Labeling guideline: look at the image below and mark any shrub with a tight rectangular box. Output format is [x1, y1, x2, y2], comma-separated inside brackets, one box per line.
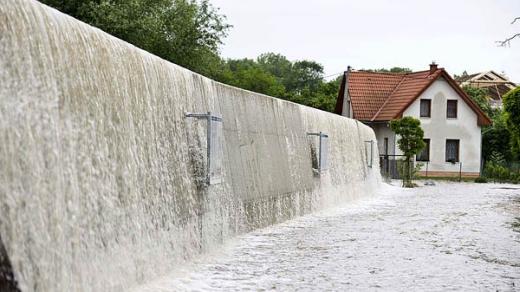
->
[483, 161, 520, 184]
[474, 177, 487, 183]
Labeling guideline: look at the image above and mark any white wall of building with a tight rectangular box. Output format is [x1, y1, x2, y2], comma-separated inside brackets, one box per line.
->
[371, 123, 396, 156]
[401, 78, 482, 174]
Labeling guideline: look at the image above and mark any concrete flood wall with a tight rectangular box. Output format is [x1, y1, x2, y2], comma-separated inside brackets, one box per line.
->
[0, 0, 381, 291]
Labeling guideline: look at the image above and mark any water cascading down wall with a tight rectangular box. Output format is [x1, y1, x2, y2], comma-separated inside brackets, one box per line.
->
[0, 0, 381, 291]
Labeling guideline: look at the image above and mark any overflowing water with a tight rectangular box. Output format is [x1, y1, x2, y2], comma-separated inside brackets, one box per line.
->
[136, 182, 520, 291]
[0, 0, 380, 291]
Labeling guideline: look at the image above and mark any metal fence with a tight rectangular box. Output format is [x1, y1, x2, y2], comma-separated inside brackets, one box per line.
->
[381, 156, 466, 181]
[379, 154, 407, 179]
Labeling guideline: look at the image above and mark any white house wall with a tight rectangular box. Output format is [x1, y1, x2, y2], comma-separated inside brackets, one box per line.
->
[371, 123, 396, 156]
[401, 78, 482, 174]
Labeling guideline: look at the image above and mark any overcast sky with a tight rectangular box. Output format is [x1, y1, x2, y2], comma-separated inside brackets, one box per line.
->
[210, 0, 520, 82]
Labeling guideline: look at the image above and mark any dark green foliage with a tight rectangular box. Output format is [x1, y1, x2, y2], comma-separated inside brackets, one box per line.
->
[462, 86, 518, 163]
[214, 54, 340, 112]
[483, 150, 520, 183]
[496, 86, 520, 161]
[462, 86, 495, 118]
[474, 177, 488, 183]
[482, 100, 520, 183]
[453, 70, 469, 80]
[216, 58, 286, 97]
[36, 1, 420, 113]
[390, 117, 425, 158]
[40, 0, 230, 77]
[390, 117, 425, 187]
[483, 162, 520, 184]
[489, 151, 506, 165]
[504, 87, 520, 145]
[40, 1, 342, 112]
[482, 113, 515, 161]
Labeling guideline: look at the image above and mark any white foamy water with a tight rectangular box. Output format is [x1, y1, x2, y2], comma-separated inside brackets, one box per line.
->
[136, 182, 520, 291]
[0, 0, 380, 291]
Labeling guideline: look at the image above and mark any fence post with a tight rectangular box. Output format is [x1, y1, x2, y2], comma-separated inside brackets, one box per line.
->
[459, 162, 462, 182]
[385, 155, 389, 176]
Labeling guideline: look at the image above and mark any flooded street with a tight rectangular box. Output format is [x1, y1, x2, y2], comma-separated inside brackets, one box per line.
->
[139, 182, 520, 291]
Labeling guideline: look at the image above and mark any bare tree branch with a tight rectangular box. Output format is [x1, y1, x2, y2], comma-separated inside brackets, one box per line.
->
[497, 16, 519, 46]
[497, 33, 520, 47]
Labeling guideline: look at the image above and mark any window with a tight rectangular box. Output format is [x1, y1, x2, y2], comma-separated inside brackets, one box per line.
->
[420, 99, 431, 117]
[416, 139, 430, 161]
[447, 100, 458, 118]
[445, 139, 460, 162]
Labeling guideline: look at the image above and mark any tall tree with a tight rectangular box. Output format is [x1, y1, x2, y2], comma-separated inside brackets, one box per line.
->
[503, 87, 520, 134]
[287, 60, 324, 92]
[503, 87, 520, 159]
[40, 0, 230, 76]
[482, 112, 514, 162]
[257, 53, 293, 82]
[215, 53, 338, 112]
[219, 58, 286, 97]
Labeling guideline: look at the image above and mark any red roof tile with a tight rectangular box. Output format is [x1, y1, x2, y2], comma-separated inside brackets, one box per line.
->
[335, 68, 491, 126]
[373, 70, 441, 121]
[347, 71, 403, 120]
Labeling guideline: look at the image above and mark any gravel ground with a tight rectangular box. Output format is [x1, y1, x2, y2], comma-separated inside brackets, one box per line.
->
[138, 181, 520, 291]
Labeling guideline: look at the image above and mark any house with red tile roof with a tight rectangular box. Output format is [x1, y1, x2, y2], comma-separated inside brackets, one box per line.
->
[335, 63, 492, 178]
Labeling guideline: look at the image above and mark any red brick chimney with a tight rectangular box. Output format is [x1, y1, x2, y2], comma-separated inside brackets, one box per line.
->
[429, 62, 438, 74]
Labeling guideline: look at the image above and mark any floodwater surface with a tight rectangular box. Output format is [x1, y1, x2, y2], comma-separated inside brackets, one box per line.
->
[137, 182, 520, 291]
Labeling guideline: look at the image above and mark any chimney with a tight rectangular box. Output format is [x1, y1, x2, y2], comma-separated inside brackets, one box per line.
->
[429, 62, 438, 74]
[342, 66, 352, 118]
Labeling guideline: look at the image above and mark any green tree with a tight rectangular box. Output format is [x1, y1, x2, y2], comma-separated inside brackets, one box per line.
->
[461, 86, 515, 163]
[216, 58, 286, 97]
[38, 2, 342, 113]
[257, 53, 293, 83]
[215, 53, 339, 112]
[40, 0, 230, 77]
[286, 60, 324, 92]
[503, 87, 520, 135]
[503, 87, 520, 158]
[462, 86, 495, 118]
[453, 70, 469, 80]
[482, 112, 514, 162]
[256, 54, 324, 93]
[390, 117, 425, 187]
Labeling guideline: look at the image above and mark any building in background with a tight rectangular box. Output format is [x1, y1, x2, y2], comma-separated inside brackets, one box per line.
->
[335, 63, 492, 178]
[456, 71, 517, 108]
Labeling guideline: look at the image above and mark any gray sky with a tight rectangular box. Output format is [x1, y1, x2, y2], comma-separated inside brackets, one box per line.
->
[210, 0, 520, 82]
